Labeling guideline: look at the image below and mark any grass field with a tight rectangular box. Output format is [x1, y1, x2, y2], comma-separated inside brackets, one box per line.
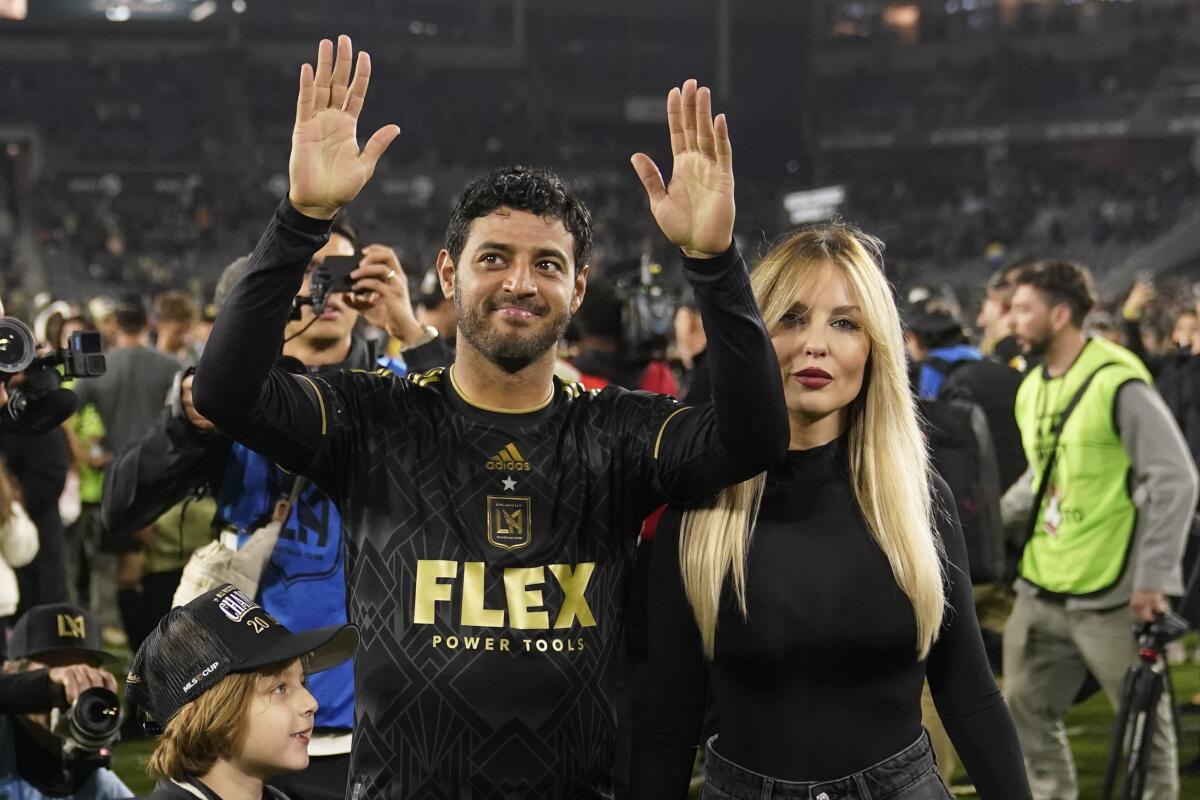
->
[109, 657, 1200, 798]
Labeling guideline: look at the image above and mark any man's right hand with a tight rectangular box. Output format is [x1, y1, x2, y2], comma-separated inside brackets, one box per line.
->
[288, 35, 401, 220]
[47, 664, 117, 705]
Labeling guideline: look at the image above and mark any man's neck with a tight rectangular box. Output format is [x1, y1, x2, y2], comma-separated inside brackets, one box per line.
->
[1044, 328, 1088, 378]
[113, 333, 147, 350]
[199, 759, 266, 800]
[284, 335, 353, 368]
[451, 343, 556, 412]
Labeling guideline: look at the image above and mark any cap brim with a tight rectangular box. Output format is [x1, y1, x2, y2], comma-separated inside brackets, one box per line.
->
[238, 624, 358, 675]
[24, 646, 120, 666]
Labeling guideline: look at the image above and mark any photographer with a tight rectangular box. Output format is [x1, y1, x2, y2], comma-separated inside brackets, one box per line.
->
[0, 299, 107, 617]
[0, 603, 130, 799]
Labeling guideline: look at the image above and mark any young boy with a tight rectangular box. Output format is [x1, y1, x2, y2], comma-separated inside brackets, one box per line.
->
[125, 584, 357, 800]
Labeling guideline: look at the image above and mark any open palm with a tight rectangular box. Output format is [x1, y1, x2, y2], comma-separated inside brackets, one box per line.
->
[289, 36, 400, 220]
[631, 79, 735, 258]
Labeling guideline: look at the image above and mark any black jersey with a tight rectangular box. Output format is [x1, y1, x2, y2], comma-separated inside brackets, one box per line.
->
[194, 199, 788, 798]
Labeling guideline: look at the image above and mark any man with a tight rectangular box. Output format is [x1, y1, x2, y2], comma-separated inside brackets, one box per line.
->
[102, 231, 438, 800]
[0, 603, 129, 799]
[151, 291, 198, 366]
[70, 296, 179, 652]
[192, 37, 785, 797]
[1001, 259, 1198, 800]
[977, 263, 1028, 369]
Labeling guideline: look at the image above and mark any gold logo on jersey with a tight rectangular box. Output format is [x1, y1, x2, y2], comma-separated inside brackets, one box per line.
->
[487, 495, 531, 551]
[486, 442, 532, 472]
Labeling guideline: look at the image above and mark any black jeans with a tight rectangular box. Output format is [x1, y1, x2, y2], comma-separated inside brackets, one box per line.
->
[700, 731, 952, 800]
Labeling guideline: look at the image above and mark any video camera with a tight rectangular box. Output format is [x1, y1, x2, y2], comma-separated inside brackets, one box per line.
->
[0, 317, 106, 435]
[49, 686, 123, 770]
[612, 255, 677, 361]
[0, 317, 105, 380]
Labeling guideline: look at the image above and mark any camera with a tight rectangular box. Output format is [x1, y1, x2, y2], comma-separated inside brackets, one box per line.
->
[290, 256, 359, 321]
[0, 317, 106, 380]
[49, 687, 123, 769]
[613, 255, 677, 360]
[0, 317, 105, 435]
[1134, 610, 1189, 653]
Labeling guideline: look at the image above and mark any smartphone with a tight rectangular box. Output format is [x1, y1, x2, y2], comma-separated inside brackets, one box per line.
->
[317, 255, 360, 292]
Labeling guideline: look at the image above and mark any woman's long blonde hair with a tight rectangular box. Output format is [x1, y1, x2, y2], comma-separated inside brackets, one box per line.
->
[678, 224, 945, 659]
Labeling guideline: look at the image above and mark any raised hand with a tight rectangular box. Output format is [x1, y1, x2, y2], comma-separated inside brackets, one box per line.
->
[289, 35, 401, 220]
[631, 79, 735, 258]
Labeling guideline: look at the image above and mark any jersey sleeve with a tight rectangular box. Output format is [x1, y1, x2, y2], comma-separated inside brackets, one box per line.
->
[297, 368, 421, 503]
[614, 245, 788, 509]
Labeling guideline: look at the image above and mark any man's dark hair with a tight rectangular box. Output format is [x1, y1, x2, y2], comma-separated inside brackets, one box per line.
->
[330, 214, 358, 247]
[113, 295, 149, 335]
[444, 166, 593, 268]
[1015, 259, 1096, 327]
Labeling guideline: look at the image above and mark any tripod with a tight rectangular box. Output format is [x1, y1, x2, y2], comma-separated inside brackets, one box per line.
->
[1099, 611, 1190, 800]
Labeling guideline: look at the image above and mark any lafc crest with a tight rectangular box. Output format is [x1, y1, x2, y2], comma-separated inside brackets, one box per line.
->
[487, 495, 531, 551]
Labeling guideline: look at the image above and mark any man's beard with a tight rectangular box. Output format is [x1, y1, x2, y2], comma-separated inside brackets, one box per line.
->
[455, 293, 571, 374]
[1021, 327, 1051, 358]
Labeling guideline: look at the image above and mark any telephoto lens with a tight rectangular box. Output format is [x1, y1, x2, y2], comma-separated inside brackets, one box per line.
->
[0, 317, 36, 373]
[51, 687, 123, 759]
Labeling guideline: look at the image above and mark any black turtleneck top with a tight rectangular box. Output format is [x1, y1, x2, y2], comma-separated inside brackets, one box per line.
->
[634, 438, 1031, 799]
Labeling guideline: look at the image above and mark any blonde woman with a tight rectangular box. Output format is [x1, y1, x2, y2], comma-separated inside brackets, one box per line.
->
[635, 226, 1030, 799]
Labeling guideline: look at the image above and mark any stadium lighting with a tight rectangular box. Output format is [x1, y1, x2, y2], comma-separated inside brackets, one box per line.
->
[783, 186, 846, 225]
[105, 4, 132, 22]
[190, 0, 217, 22]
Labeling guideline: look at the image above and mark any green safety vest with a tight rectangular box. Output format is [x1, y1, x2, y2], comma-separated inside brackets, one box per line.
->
[1014, 337, 1151, 595]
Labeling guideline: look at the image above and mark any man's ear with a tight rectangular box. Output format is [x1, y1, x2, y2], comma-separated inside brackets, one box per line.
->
[436, 250, 456, 300]
[570, 264, 589, 316]
[1050, 302, 1074, 332]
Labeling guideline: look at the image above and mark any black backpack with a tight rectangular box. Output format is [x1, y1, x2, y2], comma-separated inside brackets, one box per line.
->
[917, 360, 1006, 584]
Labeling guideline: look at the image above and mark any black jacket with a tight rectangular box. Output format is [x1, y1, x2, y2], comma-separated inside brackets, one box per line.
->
[937, 357, 1027, 493]
[141, 778, 288, 800]
[102, 336, 452, 538]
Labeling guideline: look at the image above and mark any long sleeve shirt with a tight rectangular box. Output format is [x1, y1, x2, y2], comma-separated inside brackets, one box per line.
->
[191, 198, 788, 798]
[636, 439, 1031, 799]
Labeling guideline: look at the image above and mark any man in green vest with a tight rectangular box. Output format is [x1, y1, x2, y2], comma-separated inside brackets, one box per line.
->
[1001, 259, 1198, 800]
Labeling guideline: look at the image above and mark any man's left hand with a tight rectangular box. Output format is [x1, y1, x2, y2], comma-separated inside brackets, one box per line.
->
[1130, 590, 1169, 623]
[344, 244, 426, 345]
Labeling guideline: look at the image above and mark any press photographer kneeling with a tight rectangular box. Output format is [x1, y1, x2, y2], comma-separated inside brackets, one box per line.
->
[0, 603, 130, 799]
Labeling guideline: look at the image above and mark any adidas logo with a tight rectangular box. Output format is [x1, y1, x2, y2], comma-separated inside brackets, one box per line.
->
[486, 443, 532, 472]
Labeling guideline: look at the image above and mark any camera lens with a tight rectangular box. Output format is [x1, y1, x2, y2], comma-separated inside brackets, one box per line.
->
[72, 687, 121, 740]
[0, 318, 35, 373]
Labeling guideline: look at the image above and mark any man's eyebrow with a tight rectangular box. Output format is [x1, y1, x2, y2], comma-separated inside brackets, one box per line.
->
[532, 246, 570, 262]
[475, 241, 515, 254]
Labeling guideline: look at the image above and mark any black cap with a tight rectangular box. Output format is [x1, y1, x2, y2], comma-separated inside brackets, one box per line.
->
[125, 584, 357, 730]
[905, 303, 964, 336]
[8, 603, 117, 665]
[414, 268, 446, 309]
